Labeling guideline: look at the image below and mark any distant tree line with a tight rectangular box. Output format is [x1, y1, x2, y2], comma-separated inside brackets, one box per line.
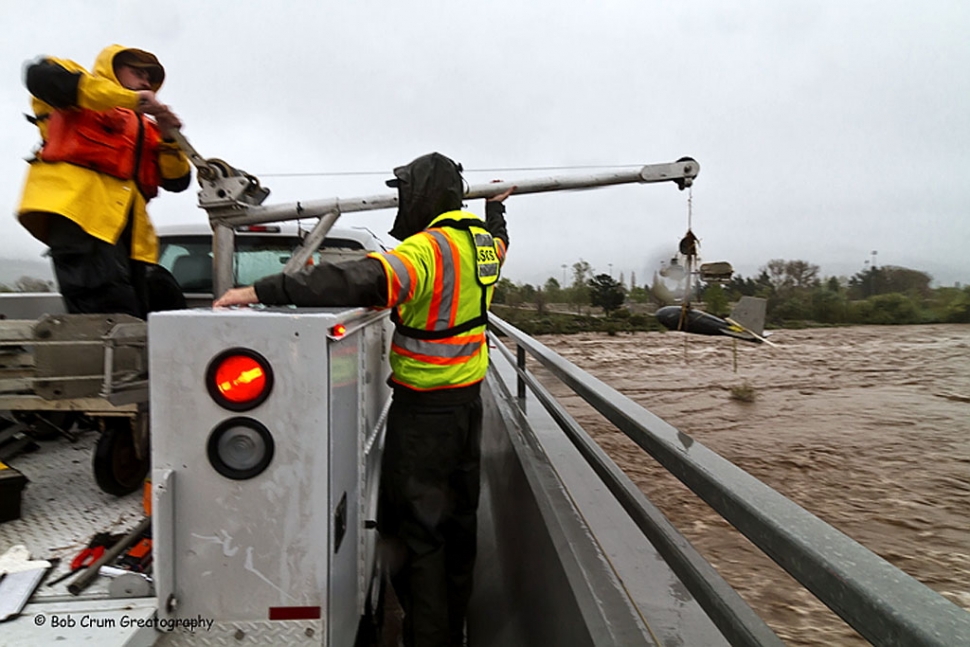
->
[491, 259, 660, 335]
[494, 260, 636, 317]
[715, 260, 969, 326]
[493, 258, 970, 331]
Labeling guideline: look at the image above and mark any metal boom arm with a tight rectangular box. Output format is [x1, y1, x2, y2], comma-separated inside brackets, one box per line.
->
[201, 158, 699, 297]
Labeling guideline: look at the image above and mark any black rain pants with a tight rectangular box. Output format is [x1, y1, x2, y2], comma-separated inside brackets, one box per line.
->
[379, 395, 483, 647]
[47, 213, 149, 318]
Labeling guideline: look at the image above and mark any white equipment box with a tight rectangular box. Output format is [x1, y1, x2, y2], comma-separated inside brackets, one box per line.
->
[149, 307, 390, 646]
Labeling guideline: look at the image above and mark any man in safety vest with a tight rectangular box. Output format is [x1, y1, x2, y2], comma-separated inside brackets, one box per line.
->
[215, 152, 513, 647]
[17, 44, 191, 318]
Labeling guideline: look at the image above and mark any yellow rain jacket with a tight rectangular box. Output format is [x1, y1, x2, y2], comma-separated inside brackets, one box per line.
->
[17, 44, 190, 263]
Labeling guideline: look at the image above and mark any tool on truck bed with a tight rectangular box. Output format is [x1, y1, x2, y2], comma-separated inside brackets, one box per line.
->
[118, 529, 153, 573]
[67, 516, 151, 595]
[46, 531, 125, 587]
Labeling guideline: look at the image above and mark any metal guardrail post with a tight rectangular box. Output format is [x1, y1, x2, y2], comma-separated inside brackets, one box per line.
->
[516, 344, 527, 407]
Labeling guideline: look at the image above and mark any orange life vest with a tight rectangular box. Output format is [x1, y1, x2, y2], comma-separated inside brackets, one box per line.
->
[40, 107, 162, 199]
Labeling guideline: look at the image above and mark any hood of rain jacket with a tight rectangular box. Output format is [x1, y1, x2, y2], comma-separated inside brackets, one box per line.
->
[387, 152, 463, 241]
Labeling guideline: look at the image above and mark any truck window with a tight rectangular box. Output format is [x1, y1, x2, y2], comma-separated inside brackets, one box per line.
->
[158, 235, 364, 293]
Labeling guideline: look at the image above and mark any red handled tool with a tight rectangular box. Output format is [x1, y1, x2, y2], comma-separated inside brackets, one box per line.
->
[47, 532, 123, 587]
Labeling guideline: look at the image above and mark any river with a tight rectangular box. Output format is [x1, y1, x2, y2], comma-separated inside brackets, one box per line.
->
[531, 324, 970, 646]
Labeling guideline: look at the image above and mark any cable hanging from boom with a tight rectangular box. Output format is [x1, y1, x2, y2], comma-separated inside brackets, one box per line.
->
[256, 163, 648, 179]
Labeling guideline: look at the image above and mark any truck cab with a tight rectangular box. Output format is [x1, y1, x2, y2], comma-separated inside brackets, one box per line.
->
[0, 224, 386, 318]
[156, 223, 385, 307]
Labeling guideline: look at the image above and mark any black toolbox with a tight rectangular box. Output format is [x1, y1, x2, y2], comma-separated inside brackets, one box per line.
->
[0, 461, 28, 523]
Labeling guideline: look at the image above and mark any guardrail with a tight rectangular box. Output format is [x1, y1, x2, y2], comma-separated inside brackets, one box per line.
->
[488, 315, 970, 647]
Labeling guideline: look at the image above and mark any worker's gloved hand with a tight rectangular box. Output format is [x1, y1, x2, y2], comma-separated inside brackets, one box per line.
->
[213, 287, 259, 308]
[486, 180, 516, 204]
[136, 91, 182, 131]
[135, 90, 164, 114]
[154, 108, 182, 134]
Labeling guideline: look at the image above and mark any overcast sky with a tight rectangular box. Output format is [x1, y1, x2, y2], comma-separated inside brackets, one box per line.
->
[1, 1, 967, 287]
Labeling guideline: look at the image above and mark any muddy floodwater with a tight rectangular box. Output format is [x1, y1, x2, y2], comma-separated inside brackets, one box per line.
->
[527, 324, 970, 646]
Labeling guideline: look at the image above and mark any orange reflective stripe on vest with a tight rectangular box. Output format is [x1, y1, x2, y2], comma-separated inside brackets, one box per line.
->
[381, 251, 416, 307]
[494, 236, 507, 264]
[425, 230, 460, 331]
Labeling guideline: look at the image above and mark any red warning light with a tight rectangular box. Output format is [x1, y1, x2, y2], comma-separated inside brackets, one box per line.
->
[215, 356, 266, 402]
[331, 324, 347, 339]
[206, 349, 274, 411]
[235, 225, 281, 233]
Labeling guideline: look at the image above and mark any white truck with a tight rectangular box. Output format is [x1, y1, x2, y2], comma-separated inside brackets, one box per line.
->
[2, 148, 967, 647]
[0, 222, 384, 496]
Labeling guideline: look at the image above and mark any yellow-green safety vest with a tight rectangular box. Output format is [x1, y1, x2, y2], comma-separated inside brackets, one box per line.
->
[368, 210, 506, 391]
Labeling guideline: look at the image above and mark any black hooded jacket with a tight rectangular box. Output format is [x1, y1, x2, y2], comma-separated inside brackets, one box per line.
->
[387, 152, 464, 241]
[254, 153, 508, 308]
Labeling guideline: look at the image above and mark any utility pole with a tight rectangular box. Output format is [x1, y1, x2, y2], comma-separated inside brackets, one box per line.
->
[871, 250, 880, 296]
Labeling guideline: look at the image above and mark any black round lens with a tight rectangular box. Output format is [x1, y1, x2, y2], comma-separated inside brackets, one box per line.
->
[207, 417, 274, 480]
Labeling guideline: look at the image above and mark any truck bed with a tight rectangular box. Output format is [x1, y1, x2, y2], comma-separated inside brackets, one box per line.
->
[0, 430, 153, 645]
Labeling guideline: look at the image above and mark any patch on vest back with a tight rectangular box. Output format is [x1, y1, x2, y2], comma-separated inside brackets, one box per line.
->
[471, 229, 498, 286]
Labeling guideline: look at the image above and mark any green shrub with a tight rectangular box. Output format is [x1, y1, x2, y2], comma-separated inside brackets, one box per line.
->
[729, 383, 757, 403]
[850, 293, 920, 325]
[628, 314, 648, 328]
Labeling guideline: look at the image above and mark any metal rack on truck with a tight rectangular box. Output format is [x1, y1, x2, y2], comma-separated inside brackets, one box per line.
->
[0, 313, 149, 495]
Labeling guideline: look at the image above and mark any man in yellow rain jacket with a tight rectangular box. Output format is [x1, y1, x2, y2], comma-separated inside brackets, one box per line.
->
[17, 44, 191, 317]
[215, 152, 513, 647]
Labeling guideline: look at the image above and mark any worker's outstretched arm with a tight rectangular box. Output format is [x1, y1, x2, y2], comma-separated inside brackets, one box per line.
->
[485, 201, 509, 251]
[214, 258, 388, 308]
[158, 141, 192, 193]
[485, 185, 513, 264]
